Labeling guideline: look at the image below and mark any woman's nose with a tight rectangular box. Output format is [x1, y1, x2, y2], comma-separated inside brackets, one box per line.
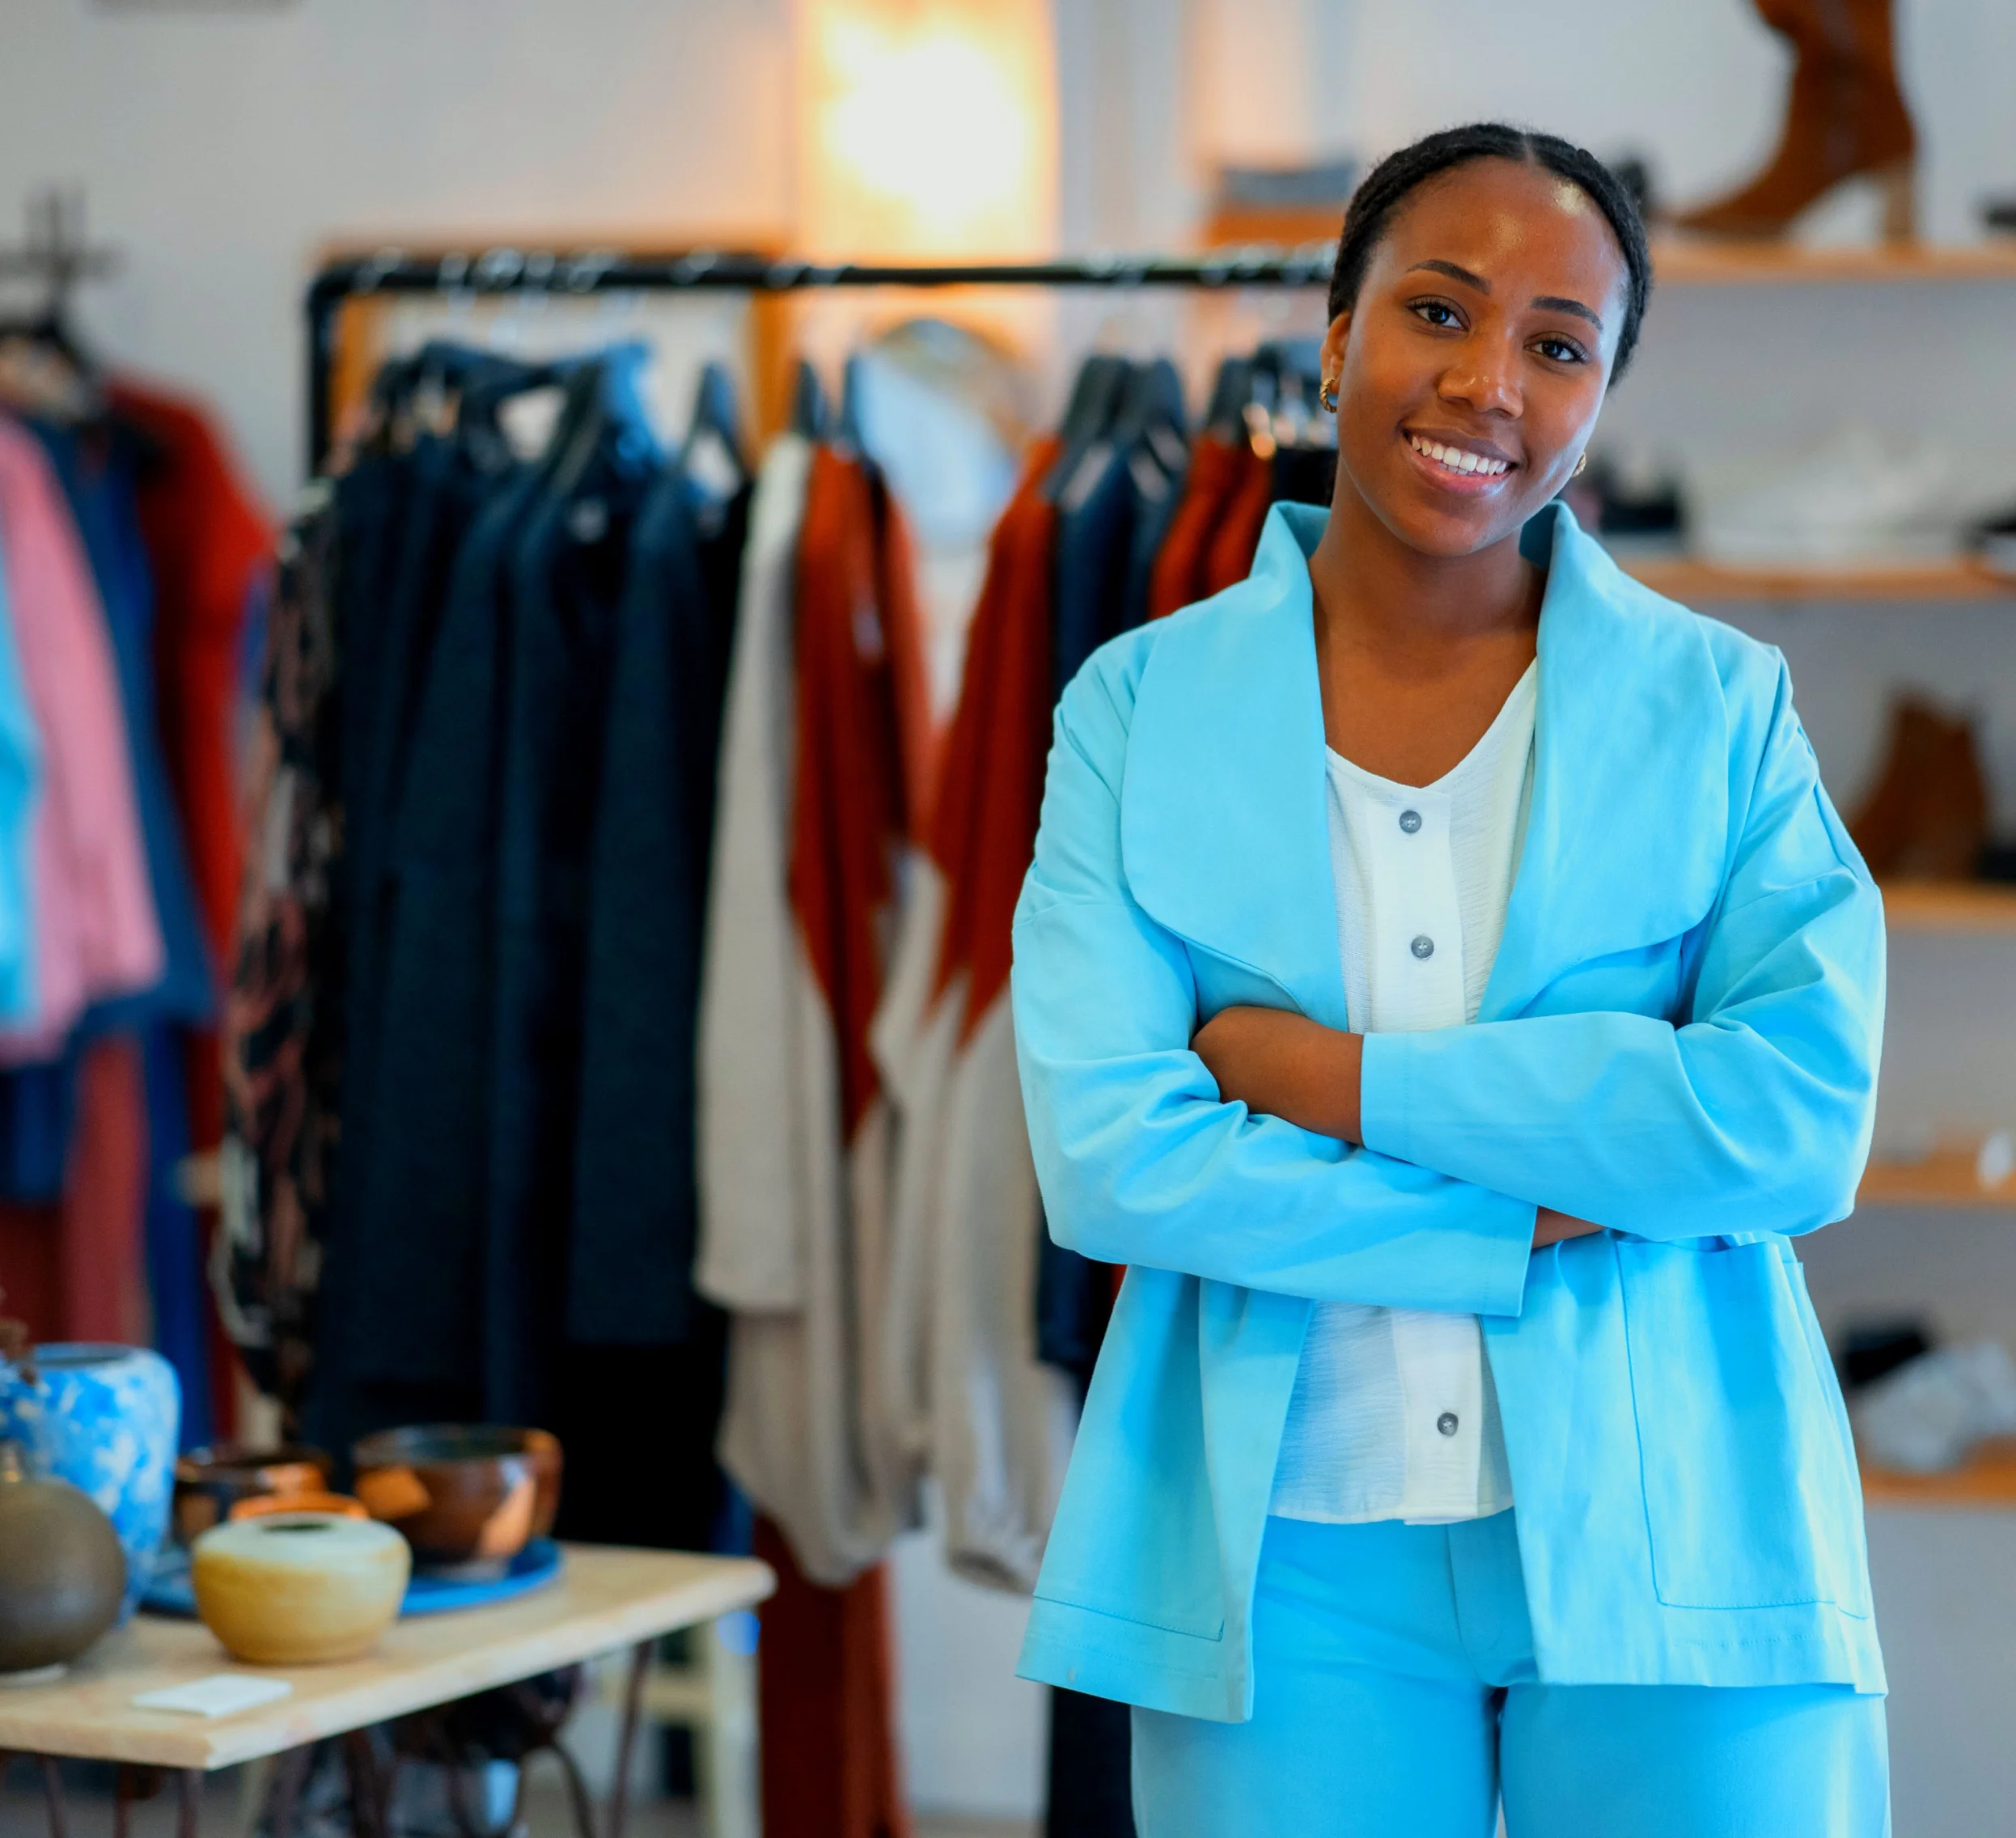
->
[1438, 341, 1522, 418]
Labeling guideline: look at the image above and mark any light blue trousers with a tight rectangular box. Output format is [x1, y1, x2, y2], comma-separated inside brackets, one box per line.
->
[1132, 1513, 1889, 1836]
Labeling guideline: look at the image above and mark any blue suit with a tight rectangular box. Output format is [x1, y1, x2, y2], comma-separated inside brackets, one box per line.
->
[1011, 500, 1886, 1728]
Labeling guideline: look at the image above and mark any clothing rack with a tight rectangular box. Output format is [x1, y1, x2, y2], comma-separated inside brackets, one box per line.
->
[0, 188, 118, 304]
[303, 243, 1337, 473]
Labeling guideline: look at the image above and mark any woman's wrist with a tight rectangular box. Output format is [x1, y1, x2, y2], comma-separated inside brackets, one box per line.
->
[1192, 1008, 1365, 1143]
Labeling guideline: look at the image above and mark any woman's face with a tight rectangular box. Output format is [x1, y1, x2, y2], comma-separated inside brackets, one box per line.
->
[1322, 157, 1629, 560]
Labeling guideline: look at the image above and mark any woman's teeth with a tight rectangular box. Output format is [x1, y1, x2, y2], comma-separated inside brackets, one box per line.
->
[1408, 434, 1510, 477]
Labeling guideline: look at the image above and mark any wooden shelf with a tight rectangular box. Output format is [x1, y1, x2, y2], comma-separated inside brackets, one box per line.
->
[1883, 881, 2016, 934]
[1863, 1438, 2016, 1509]
[1859, 1141, 2016, 1210]
[1653, 236, 2016, 286]
[1197, 216, 2016, 286]
[1619, 554, 2013, 603]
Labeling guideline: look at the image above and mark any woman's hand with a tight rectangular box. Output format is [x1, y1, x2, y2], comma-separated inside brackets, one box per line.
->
[1192, 1006, 1365, 1143]
[1532, 1209, 1604, 1249]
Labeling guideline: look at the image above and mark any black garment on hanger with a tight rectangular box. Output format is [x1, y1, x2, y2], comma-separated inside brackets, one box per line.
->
[568, 462, 750, 1346]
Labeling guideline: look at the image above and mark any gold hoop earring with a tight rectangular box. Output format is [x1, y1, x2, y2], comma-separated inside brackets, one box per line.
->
[1319, 378, 1339, 413]
[1572, 452, 1588, 477]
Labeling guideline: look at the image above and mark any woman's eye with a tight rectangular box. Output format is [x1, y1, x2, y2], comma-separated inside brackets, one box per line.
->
[1534, 335, 1588, 364]
[1408, 299, 1462, 329]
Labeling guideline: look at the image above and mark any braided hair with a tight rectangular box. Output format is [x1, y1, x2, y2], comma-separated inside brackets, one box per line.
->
[1328, 123, 1654, 379]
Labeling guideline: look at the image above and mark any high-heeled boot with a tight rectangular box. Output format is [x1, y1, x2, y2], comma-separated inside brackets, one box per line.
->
[1675, 0, 1916, 240]
[1849, 695, 1988, 881]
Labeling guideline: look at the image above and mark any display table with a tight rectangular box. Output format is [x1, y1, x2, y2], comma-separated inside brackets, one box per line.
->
[0, 1544, 773, 1836]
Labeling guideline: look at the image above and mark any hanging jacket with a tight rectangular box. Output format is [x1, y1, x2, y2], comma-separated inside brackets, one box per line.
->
[1014, 501, 1887, 1718]
[873, 440, 1078, 1591]
[1146, 434, 1246, 624]
[30, 419, 213, 1031]
[218, 487, 342, 1421]
[0, 486, 40, 1031]
[0, 418, 161, 1058]
[483, 400, 659, 1424]
[701, 438, 924, 1585]
[570, 464, 749, 1345]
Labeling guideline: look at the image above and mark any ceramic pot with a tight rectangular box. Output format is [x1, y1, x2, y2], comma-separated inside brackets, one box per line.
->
[351, 1425, 562, 1577]
[191, 1512, 409, 1665]
[173, 1444, 332, 1544]
[0, 1441, 126, 1680]
[230, 1491, 367, 1524]
[0, 1345, 180, 1620]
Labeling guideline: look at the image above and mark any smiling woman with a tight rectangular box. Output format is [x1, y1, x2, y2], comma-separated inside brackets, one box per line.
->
[1008, 123, 1891, 1836]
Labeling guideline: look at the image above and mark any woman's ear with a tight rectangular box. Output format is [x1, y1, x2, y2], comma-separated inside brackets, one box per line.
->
[1319, 311, 1351, 398]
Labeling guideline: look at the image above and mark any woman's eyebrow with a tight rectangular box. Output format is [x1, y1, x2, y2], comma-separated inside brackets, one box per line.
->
[1407, 260, 1605, 332]
[1408, 259, 1489, 291]
[1532, 294, 1604, 330]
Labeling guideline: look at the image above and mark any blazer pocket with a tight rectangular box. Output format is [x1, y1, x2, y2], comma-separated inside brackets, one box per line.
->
[1618, 1239, 1870, 1616]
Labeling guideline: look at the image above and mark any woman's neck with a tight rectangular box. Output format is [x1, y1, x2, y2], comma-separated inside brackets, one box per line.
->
[1308, 476, 1541, 662]
[1307, 476, 1543, 785]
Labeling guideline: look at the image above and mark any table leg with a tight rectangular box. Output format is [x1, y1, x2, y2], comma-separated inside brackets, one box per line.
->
[39, 1754, 67, 1838]
[604, 1638, 651, 1838]
[266, 1744, 313, 1838]
[176, 1769, 200, 1838]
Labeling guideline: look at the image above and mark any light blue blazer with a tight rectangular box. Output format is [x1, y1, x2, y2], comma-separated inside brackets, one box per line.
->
[1011, 500, 1886, 1721]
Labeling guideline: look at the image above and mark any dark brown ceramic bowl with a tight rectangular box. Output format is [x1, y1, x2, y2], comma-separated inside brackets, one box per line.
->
[172, 1444, 333, 1546]
[349, 1425, 562, 1578]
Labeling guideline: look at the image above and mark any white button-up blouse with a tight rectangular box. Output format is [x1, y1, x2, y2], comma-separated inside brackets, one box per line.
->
[1269, 660, 1538, 1526]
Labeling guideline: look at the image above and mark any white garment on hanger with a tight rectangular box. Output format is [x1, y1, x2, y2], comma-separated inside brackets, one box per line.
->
[698, 432, 915, 1585]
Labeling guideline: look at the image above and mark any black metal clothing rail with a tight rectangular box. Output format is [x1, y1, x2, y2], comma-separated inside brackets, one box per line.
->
[303, 244, 1336, 473]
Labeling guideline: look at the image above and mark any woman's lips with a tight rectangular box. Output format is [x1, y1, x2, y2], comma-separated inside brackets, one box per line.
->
[1404, 430, 1517, 494]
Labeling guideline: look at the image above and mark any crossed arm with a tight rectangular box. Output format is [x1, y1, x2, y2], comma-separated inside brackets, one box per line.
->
[1189, 1008, 1603, 1250]
[1012, 656, 1883, 1316]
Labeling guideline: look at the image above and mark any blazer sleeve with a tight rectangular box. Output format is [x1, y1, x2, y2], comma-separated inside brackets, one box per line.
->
[1360, 657, 1884, 1243]
[1012, 651, 1539, 1317]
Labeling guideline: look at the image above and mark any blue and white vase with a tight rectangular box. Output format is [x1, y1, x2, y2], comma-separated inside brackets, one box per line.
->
[0, 1345, 180, 1621]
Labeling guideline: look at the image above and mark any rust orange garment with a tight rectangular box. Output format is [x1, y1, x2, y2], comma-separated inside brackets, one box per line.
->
[1200, 442, 1274, 597]
[108, 380, 271, 965]
[0, 1205, 62, 1341]
[930, 438, 1060, 1038]
[789, 446, 917, 1137]
[1146, 434, 1246, 622]
[754, 1518, 911, 1838]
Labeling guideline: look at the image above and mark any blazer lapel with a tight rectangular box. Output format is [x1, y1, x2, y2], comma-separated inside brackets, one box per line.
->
[1120, 503, 1347, 1029]
[1482, 505, 1730, 1020]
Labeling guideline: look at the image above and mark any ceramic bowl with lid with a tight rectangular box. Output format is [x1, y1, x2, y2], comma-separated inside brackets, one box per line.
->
[190, 1511, 410, 1665]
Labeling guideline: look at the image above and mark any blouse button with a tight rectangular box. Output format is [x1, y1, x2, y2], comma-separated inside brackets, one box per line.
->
[1437, 1412, 1459, 1437]
[1398, 809, 1422, 834]
[1411, 934, 1435, 959]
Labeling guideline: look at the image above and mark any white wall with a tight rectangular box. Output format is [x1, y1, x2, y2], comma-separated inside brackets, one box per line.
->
[0, 0, 793, 501]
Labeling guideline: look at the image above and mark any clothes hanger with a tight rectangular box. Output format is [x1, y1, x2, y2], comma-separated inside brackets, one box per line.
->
[681, 360, 748, 498]
[790, 358, 829, 440]
[1203, 354, 1255, 443]
[1043, 353, 1133, 501]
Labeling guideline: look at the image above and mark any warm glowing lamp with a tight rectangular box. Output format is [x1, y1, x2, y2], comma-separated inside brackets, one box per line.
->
[798, 0, 1058, 260]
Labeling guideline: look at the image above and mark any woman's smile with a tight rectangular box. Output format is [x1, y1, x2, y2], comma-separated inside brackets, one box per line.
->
[1402, 428, 1518, 493]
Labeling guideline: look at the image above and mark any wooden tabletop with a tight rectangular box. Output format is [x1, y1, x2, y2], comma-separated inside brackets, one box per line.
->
[0, 1544, 773, 1771]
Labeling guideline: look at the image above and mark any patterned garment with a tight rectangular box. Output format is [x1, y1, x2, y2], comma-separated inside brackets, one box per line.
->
[215, 485, 343, 1421]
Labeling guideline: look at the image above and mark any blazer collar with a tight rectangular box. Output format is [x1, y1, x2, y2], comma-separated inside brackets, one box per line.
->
[1120, 500, 1729, 1028]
